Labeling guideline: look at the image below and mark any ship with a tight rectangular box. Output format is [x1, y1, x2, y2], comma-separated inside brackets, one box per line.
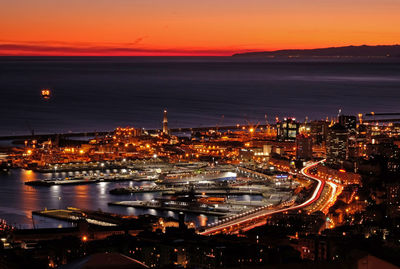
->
[41, 89, 51, 100]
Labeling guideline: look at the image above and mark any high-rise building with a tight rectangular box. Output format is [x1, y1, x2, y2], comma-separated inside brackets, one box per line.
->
[296, 134, 313, 160]
[338, 115, 357, 132]
[162, 109, 169, 135]
[387, 183, 400, 217]
[309, 120, 330, 145]
[277, 118, 299, 141]
[326, 123, 348, 167]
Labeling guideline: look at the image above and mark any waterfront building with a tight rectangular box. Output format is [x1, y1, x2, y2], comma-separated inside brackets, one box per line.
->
[276, 118, 299, 141]
[326, 123, 348, 167]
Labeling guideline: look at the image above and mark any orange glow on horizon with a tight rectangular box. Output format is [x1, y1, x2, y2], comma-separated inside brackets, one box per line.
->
[1, 0, 399, 56]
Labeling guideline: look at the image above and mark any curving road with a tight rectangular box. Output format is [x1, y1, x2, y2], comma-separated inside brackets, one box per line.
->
[199, 160, 336, 235]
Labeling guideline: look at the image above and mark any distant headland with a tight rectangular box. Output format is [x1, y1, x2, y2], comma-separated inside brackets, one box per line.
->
[232, 45, 400, 58]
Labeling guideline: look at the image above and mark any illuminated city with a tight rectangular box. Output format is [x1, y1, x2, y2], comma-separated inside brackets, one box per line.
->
[2, 0, 400, 268]
[2, 108, 400, 267]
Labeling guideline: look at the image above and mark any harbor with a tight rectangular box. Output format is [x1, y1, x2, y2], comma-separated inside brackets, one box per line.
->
[0, 111, 301, 231]
[0, 165, 296, 229]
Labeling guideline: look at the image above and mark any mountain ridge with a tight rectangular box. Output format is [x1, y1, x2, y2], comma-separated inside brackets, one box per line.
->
[232, 45, 400, 58]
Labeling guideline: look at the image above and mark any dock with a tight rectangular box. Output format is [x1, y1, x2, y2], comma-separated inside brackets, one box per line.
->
[25, 174, 155, 186]
[31, 207, 155, 227]
[109, 186, 171, 195]
[26, 179, 101, 186]
[108, 201, 228, 216]
[32, 208, 119, 226]
[162, 189, 263, 196]
[109, 185, 264, 196]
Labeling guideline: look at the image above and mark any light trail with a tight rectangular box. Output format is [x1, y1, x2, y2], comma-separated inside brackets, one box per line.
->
[199, 160, 328, 236]
[301, 160, 342, 214]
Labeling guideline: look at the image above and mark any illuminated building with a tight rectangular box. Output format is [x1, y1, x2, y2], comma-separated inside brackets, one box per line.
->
[296, 134, 313, 160]
[338, 115, 357, 132]
[276, 118, 299, 141]
[309, 120, 330, 145]
[387, 183, 400, 217]
[162, 109, 170, 135]
[326, 123, 348, 167]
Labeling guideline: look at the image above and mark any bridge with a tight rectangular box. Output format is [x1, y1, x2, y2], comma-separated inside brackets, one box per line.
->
[198, 160, 340, 235]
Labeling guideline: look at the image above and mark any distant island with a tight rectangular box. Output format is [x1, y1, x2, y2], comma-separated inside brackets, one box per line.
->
[233, 45, 400, 58]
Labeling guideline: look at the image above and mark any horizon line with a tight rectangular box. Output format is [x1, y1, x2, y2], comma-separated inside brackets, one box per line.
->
[1, 42, 398, 57]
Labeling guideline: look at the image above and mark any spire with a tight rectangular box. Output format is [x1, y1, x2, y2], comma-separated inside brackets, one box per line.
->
[162, 109, 169, 135]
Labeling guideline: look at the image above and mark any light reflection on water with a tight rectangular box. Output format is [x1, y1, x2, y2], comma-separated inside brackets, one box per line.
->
[0, 169, 241, 228]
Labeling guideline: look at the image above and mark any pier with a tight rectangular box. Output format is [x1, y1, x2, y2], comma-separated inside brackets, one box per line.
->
[25, 173, 155, 186]
[162, 189, 263, 196]
[32, 208, 125, 226]
[108, 201, 229, 216]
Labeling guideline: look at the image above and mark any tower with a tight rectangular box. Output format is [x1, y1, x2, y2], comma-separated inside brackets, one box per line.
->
[162, 109, 169, 135]
[326, 123, 348, 167]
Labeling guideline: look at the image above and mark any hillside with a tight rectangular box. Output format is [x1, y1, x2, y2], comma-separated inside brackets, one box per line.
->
[233, 45, 400, 58]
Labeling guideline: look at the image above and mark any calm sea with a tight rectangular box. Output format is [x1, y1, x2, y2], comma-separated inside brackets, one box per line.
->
[1, 57, 400, 136]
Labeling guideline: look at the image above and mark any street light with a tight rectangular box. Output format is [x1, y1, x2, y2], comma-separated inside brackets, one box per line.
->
[100, 163, 105, 174]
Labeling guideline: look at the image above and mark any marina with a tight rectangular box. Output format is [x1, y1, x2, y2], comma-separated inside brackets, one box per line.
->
[0, 167, 293, 229]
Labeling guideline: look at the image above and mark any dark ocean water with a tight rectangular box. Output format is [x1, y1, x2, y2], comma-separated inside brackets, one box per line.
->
[1, 57, 400, 136]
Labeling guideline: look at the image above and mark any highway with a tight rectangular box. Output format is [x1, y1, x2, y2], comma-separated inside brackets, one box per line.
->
[199, 160, 340, 235]
[300, 161, 342, 214]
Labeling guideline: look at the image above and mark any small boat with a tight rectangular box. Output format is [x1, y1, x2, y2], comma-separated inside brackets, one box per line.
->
[41, 89, 51, 100]
[0, 161, 10, 172]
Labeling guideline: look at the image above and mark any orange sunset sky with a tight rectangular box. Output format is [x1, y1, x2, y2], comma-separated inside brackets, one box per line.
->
[0, 0, 399, 56]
